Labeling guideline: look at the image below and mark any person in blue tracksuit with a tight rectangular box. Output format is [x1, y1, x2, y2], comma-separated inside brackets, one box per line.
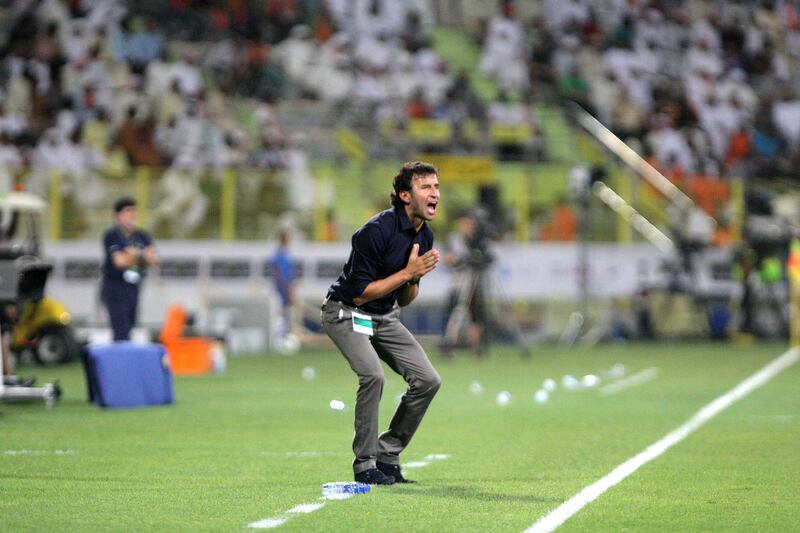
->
[270, 230, 296, 338]
[101, 197, 159, 341]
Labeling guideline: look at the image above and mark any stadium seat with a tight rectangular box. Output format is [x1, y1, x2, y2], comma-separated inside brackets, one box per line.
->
[539, 204, 577, 241]
[408, 119, 453, 145]
[159, 304, 214, 375]
[489, 122, 533, 144]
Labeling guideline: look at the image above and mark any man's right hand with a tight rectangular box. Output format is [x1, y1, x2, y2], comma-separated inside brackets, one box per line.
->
[354, 244, 440, 306]
[405, 243, 440, 282]
[113, 247, 140, 270]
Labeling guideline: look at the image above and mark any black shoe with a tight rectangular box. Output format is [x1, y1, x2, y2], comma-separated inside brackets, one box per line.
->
[354, 468, 395, 485]
[377, 461, 416, 483]
[3, 375, 37, 387]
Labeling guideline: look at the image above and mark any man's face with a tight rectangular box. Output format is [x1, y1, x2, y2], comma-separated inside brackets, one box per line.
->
[401, 173, 440, 222]
[116, 206, 137, 231]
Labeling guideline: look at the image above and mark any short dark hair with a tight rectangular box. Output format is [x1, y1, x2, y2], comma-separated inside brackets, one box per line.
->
[390, 161, 438, 208]
[114, 196, 136, 213]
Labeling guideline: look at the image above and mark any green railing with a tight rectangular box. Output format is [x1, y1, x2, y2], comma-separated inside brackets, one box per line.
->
[34, 155, 698, 243]
[35, 160, 569, 241]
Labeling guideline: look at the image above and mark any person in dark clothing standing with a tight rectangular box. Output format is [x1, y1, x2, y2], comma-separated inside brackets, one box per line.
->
[321, 161, 442, 486]
[102, 197, 158, 341]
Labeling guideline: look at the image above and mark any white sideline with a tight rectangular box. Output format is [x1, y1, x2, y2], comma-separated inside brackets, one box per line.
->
[248, 502, 327, 529]
[3, 449, 77, 456]
[599, 367, 660, 396]
[403, 453, 450, 470]
[247, 453, 449, 529]
[524, 347, 799, 533]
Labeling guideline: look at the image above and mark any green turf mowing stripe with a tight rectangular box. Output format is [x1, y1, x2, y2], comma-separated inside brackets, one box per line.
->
[524, 347, 799, 533]
[3, 343, 795, 531]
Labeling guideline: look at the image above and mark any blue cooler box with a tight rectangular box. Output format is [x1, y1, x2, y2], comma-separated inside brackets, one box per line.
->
[85, 343, 174, 408]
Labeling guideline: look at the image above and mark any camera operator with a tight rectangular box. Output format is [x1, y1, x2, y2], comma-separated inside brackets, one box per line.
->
[440, 209, 493, 358]
[737, 190, 793, 338]
[665, 204, 715, 293]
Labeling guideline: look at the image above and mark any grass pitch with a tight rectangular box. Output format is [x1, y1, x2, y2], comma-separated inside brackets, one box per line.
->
[2, 341, 798, 532]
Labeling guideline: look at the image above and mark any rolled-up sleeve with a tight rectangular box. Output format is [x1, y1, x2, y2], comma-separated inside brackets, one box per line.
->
[105, 232, 121, 255]
[349, 222, 384, 296]
[140, 231, 154, 247]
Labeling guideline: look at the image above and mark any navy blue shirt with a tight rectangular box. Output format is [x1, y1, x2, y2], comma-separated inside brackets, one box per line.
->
[102, 225, 154, 284]
[328, 206, 434, 314]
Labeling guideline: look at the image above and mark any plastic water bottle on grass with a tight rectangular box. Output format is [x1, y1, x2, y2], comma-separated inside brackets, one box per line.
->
[211, 342, 226, 374]
[322, 482, 371, 498]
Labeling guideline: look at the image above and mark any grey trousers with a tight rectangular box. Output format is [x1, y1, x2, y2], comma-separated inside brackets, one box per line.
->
[321, 299, 442, 474]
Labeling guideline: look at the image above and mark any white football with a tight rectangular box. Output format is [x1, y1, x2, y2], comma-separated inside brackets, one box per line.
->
[276, 334, 300, 354]
[534, 389, 549, 404]
[496, 391, 512, 406]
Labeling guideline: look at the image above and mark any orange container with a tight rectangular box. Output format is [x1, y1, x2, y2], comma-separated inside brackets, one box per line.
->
[160, 305, 213, 375]
[164, 338, 213, 375]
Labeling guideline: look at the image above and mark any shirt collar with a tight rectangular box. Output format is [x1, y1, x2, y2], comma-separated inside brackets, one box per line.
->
[395, 205, 424, 234]
[116, 224, 136, 238]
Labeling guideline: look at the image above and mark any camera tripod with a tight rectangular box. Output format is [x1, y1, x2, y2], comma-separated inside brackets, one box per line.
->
[440, 265, 531, 358]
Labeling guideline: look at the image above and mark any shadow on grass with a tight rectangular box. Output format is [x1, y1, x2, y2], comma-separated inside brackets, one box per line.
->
[389, 483, 560, 504]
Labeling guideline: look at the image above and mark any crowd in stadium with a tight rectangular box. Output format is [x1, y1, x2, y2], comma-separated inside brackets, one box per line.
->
[0, 0, 494, 222]
[480, 0, 800, 186]
[0, 0, 797, 230]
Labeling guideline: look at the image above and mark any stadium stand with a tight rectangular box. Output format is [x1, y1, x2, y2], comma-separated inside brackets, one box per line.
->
[0, 0, 798, 242]
[0, 0, 796, 345]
